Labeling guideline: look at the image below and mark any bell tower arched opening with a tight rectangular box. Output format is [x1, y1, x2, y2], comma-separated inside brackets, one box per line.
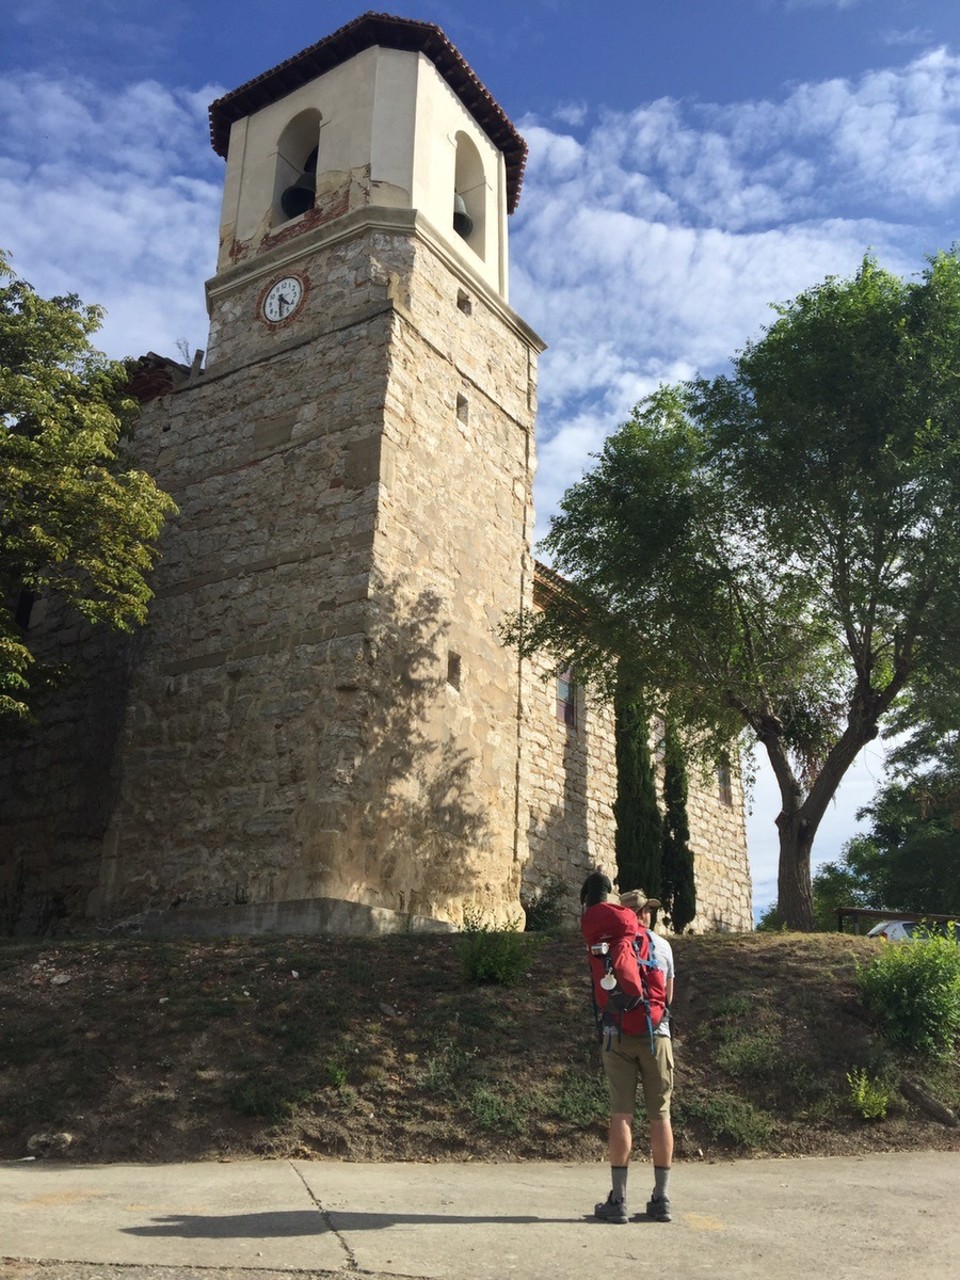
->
[273, 109, 322, 225]
[453, 131, 486, 260]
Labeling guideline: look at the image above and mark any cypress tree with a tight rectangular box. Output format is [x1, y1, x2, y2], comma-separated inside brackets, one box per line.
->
[661, 719, 696, 931]
[614, 680, 662, 896]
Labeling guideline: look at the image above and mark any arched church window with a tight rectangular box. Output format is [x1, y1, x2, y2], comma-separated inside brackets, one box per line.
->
[274, 109, 322, 225]
[453, 131, 486, 259]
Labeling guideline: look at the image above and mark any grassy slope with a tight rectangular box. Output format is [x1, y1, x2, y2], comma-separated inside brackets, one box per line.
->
[1, 930, 958, 1164]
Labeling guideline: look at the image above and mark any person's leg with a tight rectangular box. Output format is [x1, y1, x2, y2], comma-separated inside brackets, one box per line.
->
[609, 1111, 633, 1166]
[638, 1037, 674, 1221]
[649, 1115, 673, 1168]
[596, 1042, 638, 1222]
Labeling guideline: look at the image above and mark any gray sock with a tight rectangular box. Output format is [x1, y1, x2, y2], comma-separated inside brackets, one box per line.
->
[653, 1165, 670, 1199]
[612, 1165, 628, 1202]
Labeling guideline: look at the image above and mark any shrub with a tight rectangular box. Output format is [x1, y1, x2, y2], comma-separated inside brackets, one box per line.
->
[858, 932, 960, 1059]
[459, 909, 540, 985]
[521, 874, 567, 932]
[846, 1067, 890, 1120]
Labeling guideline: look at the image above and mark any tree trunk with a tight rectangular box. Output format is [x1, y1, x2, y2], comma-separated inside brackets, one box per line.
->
[776, 812, 816, 931]
[766, 709, 886, 931]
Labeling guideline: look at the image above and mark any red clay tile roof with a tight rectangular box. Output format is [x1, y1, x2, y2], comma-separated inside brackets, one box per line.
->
[208, 11, 527, 212]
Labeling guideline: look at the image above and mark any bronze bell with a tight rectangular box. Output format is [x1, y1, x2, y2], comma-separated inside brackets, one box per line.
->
[281, 171, 317, 219]
[453, 193, 473, 239]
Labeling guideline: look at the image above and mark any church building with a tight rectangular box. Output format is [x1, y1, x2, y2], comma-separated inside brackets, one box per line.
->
[0, 14, 753, 936]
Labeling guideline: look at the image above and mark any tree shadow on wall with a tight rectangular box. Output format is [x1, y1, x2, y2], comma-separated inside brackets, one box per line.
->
[0, 603, 138, 932]
[523, 697, 592, 926]
[346, 578, 491, 918]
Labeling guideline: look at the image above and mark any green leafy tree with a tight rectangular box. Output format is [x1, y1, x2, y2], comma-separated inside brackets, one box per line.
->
[661, 718, 696, 931]
[0, 252, 176, 718]
[508, 253, 960, 930]
[847, 784, 960, 917]
[809, 850, 877, 931]
[613, 680, 662, 896]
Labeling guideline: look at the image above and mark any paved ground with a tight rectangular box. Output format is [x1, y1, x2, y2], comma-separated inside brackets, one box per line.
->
[1, 1151, 956, 1280]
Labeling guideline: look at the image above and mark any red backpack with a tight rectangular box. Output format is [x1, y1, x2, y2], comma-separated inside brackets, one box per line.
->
[581, 901, 666, 1048]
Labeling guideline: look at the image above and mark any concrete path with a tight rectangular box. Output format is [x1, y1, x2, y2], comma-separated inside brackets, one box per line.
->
[1, 1152, 956, 1280]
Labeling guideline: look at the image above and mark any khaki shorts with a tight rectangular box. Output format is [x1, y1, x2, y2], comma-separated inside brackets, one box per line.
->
[601, 1033, 674, 1119]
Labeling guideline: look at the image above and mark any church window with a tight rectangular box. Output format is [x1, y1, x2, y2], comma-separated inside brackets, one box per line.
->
[557, 667, 577, 728]
[718, 758, 734, 807]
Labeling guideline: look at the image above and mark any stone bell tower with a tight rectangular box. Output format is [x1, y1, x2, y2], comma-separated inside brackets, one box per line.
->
[86, 13, 544, 932]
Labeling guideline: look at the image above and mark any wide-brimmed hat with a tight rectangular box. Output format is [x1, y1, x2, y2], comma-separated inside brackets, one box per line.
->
[620, 889, 661, 912]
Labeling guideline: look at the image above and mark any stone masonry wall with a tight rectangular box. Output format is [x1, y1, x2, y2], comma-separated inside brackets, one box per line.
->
[88, 218, 539, 929]
[519, 649, 619, 923]
[518, 647, 754, 932]
[683, 759, 753, 931]
[0, 210, 751, 937]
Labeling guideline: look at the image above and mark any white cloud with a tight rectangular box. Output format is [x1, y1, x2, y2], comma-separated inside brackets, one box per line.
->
[551, 101, 588, 127]
[882, 27, 935, 48]
[512, 47, 960, 551]
[783, 0, 862, 9]
[0, 70, 221, 357]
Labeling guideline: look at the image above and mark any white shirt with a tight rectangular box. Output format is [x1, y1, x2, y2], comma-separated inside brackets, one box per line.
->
[648, 932, 675, 1038]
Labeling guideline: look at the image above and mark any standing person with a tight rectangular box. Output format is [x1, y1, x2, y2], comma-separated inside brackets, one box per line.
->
[620, 888, 674, 1222]
[580, 872, 672, 1225]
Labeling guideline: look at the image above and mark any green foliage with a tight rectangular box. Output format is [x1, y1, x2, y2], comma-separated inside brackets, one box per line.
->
[228, 1077, 298, 1120]
[675, 1091, 775, 1149]
[324, 1060, 348, 1088]
[509, 251, 960, 930]
[458, 909, 540, 985]
[846, 1067, 890, 1120]
[613, 680, 662, 896]
[521, 873, 567, 933]
[710, 993, 782, 1082]
[546, 1068, 608, 1126]
[755, 903, 788, 932]
[715, 1027, 780, 1082]
[661, 718, 696, 930]
[468, 1082, 529, 1134]
[811, 851, 877, 931]
[848, 782, 960, 916]
[0, 251, 176, 718]
[813, 766, 960, 925]
[858, 931, 960, 1058]
[418, 1040, 479, 1095]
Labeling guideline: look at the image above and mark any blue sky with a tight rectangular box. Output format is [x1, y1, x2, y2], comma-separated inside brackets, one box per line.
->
[4, 0, 959, 915]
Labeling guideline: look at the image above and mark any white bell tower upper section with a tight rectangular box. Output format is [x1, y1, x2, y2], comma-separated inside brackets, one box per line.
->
[208, 12, 527, 300]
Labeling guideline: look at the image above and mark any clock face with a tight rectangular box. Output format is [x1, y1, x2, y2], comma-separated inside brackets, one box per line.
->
[261, 275, 304, 323]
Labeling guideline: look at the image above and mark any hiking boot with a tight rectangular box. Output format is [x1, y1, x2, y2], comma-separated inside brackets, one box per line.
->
[646, 1194, 672, 1222]
[594, 1191, 628, 1223]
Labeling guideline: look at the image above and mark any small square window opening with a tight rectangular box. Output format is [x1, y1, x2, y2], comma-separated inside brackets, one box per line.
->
[447, 651, 462, 690]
